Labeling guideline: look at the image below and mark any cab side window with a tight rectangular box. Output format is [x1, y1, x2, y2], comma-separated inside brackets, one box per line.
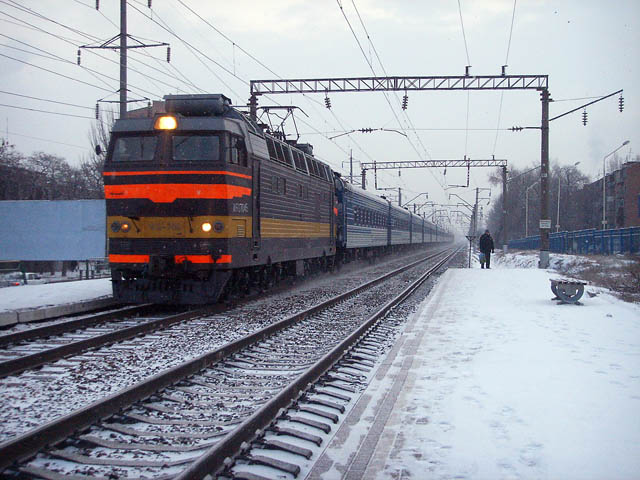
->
[230, 136, 247, 166]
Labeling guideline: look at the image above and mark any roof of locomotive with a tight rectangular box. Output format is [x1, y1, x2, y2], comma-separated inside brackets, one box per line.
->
[112, 94, 333, 171]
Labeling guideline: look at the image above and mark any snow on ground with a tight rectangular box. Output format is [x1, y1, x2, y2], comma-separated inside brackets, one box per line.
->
[1, 253, 639, 478]
[316, 262, 640, 479]
[0, 279, 112, 313]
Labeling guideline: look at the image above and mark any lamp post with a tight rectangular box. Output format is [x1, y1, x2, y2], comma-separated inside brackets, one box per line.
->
[525, 180, 539, 237]
[602, 141, 630, 230]
[556, 161, 580, 232]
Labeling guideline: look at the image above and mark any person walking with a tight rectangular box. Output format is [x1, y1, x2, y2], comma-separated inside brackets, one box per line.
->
[479, 229, 495, 269]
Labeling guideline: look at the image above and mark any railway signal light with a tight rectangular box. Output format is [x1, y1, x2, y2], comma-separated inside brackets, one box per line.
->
[619, 94, 624, 112]
[582, 108, 587, 126]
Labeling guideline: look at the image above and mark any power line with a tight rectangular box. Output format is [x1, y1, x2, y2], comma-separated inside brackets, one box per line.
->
[3, 2, 198, 97]
[165, 1, 377, 174]
[0, 53, 113, 92]
[504, 0, 518, 65]
[127, 1, 242, 97]
[0, 90, 95, 110]
[457, 0, 471, 66]
[6, 130, 89, 149]
[138, 1, 374, 174]
[0, 102, 96, 119]
[492, 0, 518, 156]
[349, 0, 431, 156]
[336, 0, 431, 188]
[0, 11, 163, 99]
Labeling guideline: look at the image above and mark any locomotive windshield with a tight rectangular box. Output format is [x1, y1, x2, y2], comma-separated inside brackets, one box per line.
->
[112, 136, 158, 162]
[172, 135, 220, 162]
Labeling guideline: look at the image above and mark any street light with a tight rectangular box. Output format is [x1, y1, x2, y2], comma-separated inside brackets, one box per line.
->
[602, 140, 630, 230]
[556, 161, 580, 232]
[525, 180, 539, 237]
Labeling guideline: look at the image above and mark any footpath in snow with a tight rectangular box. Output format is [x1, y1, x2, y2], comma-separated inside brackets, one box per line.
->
[310, 263, 640, 479]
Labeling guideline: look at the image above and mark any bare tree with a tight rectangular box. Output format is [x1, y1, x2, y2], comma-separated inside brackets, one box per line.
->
[80, 110, 115, 199]
[486, 162, 592, 241]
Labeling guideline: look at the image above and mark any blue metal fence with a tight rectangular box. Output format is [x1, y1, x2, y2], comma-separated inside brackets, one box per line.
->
[508, 227, 640, 255]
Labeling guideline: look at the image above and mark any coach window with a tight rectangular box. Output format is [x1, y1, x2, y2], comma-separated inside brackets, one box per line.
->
[173, 135, 220, 161]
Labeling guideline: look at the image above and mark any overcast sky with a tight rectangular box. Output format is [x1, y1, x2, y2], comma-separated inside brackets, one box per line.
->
[1, 0, 638, 221]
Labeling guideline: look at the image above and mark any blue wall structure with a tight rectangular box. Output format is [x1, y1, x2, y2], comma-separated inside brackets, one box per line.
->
[0, 200, 106, 261]
[508, 227, 640, 255]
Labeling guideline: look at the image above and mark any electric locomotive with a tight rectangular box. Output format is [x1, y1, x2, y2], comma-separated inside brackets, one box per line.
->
[103, 94, 335, 304]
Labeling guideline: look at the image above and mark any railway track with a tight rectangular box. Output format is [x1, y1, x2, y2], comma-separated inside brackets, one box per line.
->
[0, 247, 459, 478]
[0, 305, 217, 378]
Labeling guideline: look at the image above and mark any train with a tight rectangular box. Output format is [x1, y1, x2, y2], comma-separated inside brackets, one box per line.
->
[103, 94, 453, 304]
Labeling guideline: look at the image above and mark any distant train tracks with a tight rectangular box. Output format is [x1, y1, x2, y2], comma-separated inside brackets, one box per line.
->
[0, 246, 460, 478]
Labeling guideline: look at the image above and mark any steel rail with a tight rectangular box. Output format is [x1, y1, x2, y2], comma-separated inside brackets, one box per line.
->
[176, 247, 460, 479]
[0, 247, 451, 473]
[0, 306, 210, 378]
[0, 304, 153, 348]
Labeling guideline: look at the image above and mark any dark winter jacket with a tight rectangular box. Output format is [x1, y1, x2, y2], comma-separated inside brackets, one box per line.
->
[479, 233, 494, 254]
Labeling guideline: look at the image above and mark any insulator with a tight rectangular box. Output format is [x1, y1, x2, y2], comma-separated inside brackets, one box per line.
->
[77, 49, 81, 65]
[402, 94, 408, 110]
[582, 108, 587, 126]
[95, 103, 99, 119]
[166, 46, 171, 63]
[324, 95, 331, 109]
[95, 0, 99, 9]
[618, 94, 624, 112]
[148, 0, 152, 7]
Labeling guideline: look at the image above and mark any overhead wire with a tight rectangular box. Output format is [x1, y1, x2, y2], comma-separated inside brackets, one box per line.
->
[348, 0, 433, 165]
[455, 0, 479, 192]
[2, 1, 205, 99]
[142, 0, 374, 172]
[344, 0, 449, 194]
[0, 90, 95, 110]
[336, 0, 432, 190]
[6, 130, 89, 149]
[492, 0, 517, 156]
[171, 0, 376, 172]
[0, 102, 96, 119]
[0, 10, 163, 100]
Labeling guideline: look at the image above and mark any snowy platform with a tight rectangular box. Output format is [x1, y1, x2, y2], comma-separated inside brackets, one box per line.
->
[309, 268, 640, 479]
[0, 279, 114, 326]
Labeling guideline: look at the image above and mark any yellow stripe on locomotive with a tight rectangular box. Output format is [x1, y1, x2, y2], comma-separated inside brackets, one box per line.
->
[107, 215, 252, 239]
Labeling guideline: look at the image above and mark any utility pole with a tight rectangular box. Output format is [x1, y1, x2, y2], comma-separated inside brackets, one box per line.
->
[539, 89, 551, 268]
[474, 187, 480, 235]
[119, 0, 127, 119]
[502, 166, 507, 249]
[80, 2, 169, 119]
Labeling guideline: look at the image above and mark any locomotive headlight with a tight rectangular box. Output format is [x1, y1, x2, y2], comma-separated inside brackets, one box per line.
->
[201, 222, 212, 233]
[120, 222, 131, 233]
[154, 115, 177, 130]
